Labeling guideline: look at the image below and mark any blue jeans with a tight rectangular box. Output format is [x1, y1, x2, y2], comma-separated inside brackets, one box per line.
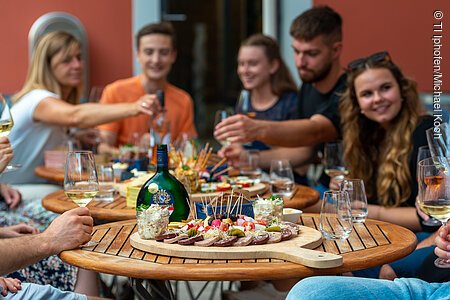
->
[0, 283, 86, 300]
[286, 276, 450, 300]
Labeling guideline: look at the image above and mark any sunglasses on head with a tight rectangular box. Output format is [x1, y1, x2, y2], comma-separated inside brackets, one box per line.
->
[347, 51, 391, 72]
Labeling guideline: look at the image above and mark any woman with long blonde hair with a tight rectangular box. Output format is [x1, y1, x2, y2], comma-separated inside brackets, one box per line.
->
[4, 31, 156, 186]
[339, 51, 438, 280]
[0, 31, 157, 295]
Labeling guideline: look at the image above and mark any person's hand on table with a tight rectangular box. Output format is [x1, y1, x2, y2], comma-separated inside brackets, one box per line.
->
[0, 184, 21, 209]
[0, 223, 39, 238]
[435, 222, 450, 259]
[218, 143, 245, 167]
[214, 114, 261, 144]
[135, 94, 161, 117]
[0, 277, 21, 296]
[0, 137, 13, 173]
[42, 207, 94, 254]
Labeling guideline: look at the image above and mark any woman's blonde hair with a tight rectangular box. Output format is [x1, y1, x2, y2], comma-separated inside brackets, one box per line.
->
[340, 58, 423, 207]
[240, 34, 297, 96]
[13, 31, 82, 104]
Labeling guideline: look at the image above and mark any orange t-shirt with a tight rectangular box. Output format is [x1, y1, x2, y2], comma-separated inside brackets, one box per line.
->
[97, 76, 197, 146]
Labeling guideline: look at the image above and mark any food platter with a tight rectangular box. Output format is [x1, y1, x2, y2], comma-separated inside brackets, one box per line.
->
[130, 226, 342, 268]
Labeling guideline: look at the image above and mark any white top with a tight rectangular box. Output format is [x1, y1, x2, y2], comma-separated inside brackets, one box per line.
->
[2, 89, 65, 184]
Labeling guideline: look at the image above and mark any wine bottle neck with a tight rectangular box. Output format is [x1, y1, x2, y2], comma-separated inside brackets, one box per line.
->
[156, 148, 169, 170]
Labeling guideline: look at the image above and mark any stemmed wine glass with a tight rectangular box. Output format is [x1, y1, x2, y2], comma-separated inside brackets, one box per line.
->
[417, 157, 450, 268]
[64, 151, 99, 247]
[417, 145, 442, 227]
[323, 141, 348, 180]
[214, 109, 233, 146]
[0, 94, 20, 173]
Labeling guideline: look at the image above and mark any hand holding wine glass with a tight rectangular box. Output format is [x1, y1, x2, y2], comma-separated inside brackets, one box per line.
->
[417, 145, 441, 227]
[417, 157, 450, 268]
[64, 151, 99, 247]
[214, 109, 233, 146]
[0, 95, 20, 173]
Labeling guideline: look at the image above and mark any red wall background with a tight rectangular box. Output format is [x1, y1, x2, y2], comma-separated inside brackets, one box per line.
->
[316, 0, 450, 92]
[0, 0, 132, 95]
[0, 1, 448, 94]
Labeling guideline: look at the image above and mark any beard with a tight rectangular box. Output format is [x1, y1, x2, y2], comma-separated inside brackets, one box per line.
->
[298, 61, 332, 84]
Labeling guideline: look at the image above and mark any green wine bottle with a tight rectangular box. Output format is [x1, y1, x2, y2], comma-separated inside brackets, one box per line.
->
[136, 144, 190, 222]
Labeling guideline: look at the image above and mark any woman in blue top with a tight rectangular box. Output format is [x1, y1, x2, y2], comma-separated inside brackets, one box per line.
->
[222, 34, 310, 183]
[234, 33, 298, 150]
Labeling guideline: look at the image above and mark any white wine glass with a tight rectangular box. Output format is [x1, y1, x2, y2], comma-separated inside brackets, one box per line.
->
[319, 190, 353, 240]
[417, 146, 441, 227]
[270, 159, 295, 199]
[417, 157, 450, 268]
[323, 141, 348, 180]
[214, 109, 233, 146]
[340, 179, 368, 223]
[64, 151, 99, 247]
[0, 94, 20, 173]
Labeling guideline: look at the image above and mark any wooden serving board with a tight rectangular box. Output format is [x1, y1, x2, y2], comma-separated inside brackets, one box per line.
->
[130, 226, 342, 269]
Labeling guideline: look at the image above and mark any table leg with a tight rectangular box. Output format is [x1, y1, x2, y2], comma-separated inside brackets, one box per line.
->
[130, 278, 174, 300]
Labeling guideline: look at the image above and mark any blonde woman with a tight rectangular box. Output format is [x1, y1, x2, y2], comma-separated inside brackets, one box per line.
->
[339, 52, 437, 280]
[0, 31, 156, 295]
[340, 51, 432, 232]
[3, 31, 157, 189]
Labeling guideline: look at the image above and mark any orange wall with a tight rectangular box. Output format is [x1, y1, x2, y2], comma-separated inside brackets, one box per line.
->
[0, 0, 132, 95]
[315, 0, 449, 92]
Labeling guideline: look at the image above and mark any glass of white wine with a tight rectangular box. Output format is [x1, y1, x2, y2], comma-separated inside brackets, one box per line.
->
[214, 109, 233, 146]
[323, 141, 348, 179]
[64, 151, 99, 247]
[0, 94, 20, 173]
[417, 157, 450, 268]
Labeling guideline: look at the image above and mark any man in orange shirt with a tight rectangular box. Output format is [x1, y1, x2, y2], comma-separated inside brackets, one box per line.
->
[98, 22, 197, 154]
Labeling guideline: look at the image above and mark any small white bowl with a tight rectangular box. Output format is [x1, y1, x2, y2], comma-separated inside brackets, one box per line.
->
[282, 208, 303, 223]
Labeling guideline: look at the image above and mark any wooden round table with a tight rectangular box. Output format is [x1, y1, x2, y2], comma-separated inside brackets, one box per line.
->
[59, 214, 417, 281]
[35, 166, 64, 183]
[42, 190, 135, 221]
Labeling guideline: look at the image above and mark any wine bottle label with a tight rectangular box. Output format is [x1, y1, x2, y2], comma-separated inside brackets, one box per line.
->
[151, 188, 174, 206]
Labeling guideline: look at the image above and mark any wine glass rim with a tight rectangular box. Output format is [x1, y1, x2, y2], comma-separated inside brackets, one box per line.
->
[68, 150, 94, 154]
[418, 157, 449, 166]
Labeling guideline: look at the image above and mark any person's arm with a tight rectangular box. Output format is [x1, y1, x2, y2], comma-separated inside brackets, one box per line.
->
[214, 114, 338, 147]
[97, 130, 120, 156]
[0, 207, 93, 276]
[33, 95, 159, 129]
[368, 205, 422, 232]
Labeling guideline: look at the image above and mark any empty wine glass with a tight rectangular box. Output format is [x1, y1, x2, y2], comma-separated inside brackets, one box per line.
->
[340, 179, 368, 223]
[64, 151, 99, 247]
[214, 109, 233, 146]
[0, 95, 20, 173]
[323, 141, 348, 180]
[417, 157, 450, 268]
[270, 159, 295, 198]
[417, 145, 441, 227]
[320, 190, 353, 240]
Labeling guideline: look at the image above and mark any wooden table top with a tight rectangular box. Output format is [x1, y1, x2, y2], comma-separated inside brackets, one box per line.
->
[42, 184, 319, 222]
[42, 190, 135, 221]
[59, 214, 417, 281]
[35, 166, 64, 183]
